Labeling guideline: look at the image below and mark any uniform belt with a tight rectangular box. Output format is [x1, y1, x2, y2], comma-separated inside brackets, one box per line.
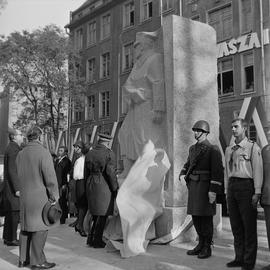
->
[229, 177, 252, 182]
[91, 172, 101, 176]
[192, 170, 210, 175]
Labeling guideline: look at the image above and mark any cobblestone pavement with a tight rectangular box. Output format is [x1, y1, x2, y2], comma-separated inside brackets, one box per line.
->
[0, 217, 269, 270]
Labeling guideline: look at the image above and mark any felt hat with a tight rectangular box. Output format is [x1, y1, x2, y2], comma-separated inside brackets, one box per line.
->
[73, 140, 84, 149]
[42, 200, 62, 226]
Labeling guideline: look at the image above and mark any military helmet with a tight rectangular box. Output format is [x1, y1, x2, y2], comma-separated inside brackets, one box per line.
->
[192, 120, 210, 133]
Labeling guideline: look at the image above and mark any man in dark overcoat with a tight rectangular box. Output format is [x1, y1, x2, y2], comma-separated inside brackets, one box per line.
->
[16, 126, 59, 269]
[179, 120, 223, 259]
[54, 146, 71, 224]
[84, 133, 119, 248]
[2, 128, 21, 246]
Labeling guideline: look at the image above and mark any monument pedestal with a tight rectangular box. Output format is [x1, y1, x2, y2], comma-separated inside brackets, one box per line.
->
[154, 15, 222, 242]
[155, 206, 196, 242]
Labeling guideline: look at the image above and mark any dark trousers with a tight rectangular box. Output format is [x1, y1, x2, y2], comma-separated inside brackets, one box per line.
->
[90, 215, 107, 245]
[263, 205, 270, 251]
[19, 230, 48, 266]
[75, 180, 87, 232]
[3, 210, 19, 241]
[59, 190, 68, 224]
[192, 215, 213, 246]
[227, 178, 257, 268]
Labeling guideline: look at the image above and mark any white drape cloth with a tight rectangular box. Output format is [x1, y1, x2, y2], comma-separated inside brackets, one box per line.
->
[107, 141, 170, 257]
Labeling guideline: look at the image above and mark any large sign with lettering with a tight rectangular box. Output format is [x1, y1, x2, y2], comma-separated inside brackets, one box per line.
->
[217, 29, 270, 58]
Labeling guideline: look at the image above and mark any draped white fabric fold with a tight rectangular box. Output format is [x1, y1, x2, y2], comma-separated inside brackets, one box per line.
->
[105, 141, 170, 258]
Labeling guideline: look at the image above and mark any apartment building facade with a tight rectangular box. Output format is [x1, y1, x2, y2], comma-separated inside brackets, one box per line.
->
[66, 0, 270, 152]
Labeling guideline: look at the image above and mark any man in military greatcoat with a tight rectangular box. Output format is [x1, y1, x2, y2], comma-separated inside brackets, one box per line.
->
[54, 146, 71, 224]
[2, 128, 21, 246]
[179, 120, 223, 259]
[84, 133, 119, 248]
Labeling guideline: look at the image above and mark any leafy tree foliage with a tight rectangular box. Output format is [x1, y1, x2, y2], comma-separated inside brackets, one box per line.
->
[0, 24, 85, 141]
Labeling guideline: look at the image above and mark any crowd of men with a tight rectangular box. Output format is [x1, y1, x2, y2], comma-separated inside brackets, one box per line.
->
[1, 118, 270, 270]
[1, 126, 118, 269]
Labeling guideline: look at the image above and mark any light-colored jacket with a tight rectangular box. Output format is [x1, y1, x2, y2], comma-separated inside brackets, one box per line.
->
[16, 141, 59, 231]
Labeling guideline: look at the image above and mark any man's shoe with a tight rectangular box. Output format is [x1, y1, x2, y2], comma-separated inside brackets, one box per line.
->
[18, 260, 30, 268]
[186, 243, 203, 255]
[4, 239, 19, 246]
[79, 230, 87, 237]
[93, 240, 106, 248]
[197, 246, 211, 259]
[226, 260, 244, 268]
[31, 262, 56, 269]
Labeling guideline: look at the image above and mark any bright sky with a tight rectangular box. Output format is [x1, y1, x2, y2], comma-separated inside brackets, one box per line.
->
[0, 0, 86, 36]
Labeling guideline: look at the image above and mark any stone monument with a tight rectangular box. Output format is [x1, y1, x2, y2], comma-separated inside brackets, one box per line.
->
[154, 15, 221, 242]
[115, 15, 221, 251]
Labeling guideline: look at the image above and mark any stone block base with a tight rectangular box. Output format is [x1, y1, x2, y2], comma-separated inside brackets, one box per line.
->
[154, 204, 222, 244]
[154, 206, 196, 244]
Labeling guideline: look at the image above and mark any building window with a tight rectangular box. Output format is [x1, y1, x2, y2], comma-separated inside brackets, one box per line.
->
[86, 95, 95, 120]
[141, 0, 153, 21]
[87, 21, 96, 45]
[86, 58, 95, 83]
[240, 0, 252, 33]
[101, 14, 111, 40]
[75, 111, 83, 122]
[208, 5, 232, 42]
[75, 63, 82, 80]
[73, 101, 83, 122]
[248, 120, 257, 142]
[217, 58, 234, 96]
[242, 52, 254, 93]
[123, 43, 134, 71]
[100, 91, 110, 118]
[123, 1, 135, 28]
[75, 28, 83, 50]
[100, 52, 110, 79]
[162, 0, 174, 12]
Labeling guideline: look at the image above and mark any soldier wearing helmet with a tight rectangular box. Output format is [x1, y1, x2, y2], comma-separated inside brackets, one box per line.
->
[179, 120, 223, 259]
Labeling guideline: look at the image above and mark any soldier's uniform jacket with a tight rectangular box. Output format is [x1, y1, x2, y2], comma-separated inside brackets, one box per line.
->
[84, 143, 118, 216]
[180, 139, 224, 216]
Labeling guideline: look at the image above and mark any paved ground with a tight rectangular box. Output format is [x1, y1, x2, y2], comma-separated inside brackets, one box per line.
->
[0, 217, 269, 270]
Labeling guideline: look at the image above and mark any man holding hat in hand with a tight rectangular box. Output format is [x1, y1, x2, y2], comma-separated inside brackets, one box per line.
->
[16, 125, 59, 269]
[84, 133, 118, 248]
